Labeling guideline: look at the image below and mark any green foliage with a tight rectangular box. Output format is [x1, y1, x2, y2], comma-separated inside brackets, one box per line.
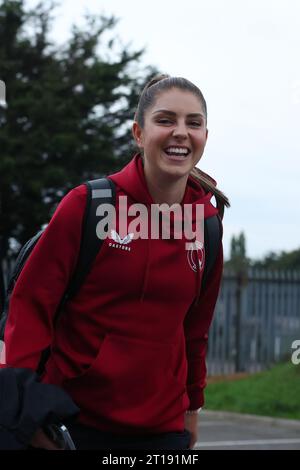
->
[250, 249, 300, 270]
[225, 231, 300, 270]
[0, 0, 158, 254]
[206, 361, 300, 419]
[225, 231, 250, 271]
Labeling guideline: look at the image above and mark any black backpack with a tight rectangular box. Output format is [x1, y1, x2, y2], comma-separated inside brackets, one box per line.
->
[0, 178, 116, 366]
[0, 177, 222, 372]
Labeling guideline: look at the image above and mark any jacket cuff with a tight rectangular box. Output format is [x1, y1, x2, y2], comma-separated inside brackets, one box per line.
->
[186, 384, 205, 410]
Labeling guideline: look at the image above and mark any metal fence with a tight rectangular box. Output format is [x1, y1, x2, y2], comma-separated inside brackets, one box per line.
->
[207, 268, 300, 375]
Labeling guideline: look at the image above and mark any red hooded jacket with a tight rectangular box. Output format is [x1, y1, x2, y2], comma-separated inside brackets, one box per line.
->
[3, 154, 223, 435]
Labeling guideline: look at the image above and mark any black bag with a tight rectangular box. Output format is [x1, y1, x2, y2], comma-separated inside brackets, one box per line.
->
[0, 367, 80, 449]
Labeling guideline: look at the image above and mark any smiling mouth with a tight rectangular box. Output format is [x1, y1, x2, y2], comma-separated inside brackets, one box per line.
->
[163, 146, 191, 159]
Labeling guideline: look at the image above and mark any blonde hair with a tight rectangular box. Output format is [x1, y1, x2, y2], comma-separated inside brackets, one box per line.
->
[135, 73, 230, 219]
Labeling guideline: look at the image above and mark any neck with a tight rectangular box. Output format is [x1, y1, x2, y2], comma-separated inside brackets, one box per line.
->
[143, 163, 188, 205]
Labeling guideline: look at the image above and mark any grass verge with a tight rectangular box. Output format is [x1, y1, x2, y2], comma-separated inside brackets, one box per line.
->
[205, 361, 300, 420]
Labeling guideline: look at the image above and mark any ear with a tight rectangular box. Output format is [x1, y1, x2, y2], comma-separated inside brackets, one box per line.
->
[132, 121, 144, 148]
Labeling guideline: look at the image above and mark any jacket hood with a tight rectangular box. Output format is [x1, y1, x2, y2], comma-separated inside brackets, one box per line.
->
[109, 153, 220, 304]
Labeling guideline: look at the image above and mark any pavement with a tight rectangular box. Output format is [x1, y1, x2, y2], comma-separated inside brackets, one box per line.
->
[195, 410, 300, 450]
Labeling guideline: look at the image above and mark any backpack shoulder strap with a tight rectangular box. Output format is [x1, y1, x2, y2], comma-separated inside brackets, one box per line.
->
[37, 178, 115, 374]
[60, 177, 116, 305]
[202, 214, 223, 288]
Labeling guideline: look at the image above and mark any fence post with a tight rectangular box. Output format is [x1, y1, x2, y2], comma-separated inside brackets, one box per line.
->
[235, 268, 248, 372]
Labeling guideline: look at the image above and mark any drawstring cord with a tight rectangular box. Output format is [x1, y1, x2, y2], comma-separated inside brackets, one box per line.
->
[140, 238, 150, 302]
[194, 242, 204, 306]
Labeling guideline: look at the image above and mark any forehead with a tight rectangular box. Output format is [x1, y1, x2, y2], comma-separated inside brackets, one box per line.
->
[150, 88, 203, 115]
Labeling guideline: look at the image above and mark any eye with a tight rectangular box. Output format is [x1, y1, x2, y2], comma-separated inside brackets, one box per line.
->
[189, 121, 202, 127]
[156, 118, 173, 125]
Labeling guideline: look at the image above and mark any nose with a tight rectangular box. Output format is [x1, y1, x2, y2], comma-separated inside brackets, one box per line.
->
[172, 120, 188, 139]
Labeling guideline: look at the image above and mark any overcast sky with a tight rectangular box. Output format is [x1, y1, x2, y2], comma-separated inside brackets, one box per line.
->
[25, 0, 300, 260]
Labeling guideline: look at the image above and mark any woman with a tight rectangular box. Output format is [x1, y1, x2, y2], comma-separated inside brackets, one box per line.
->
[3, 74, 229, 450]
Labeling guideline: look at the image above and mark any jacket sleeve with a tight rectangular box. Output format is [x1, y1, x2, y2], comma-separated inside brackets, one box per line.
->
[2, 186, 87, 371]
[183, 243, 223, 410]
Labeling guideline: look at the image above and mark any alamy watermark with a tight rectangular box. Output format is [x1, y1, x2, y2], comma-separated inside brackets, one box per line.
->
[0, 79, 6, 107]
[94, 197, 205, 250]
[291, 340, 300, 365]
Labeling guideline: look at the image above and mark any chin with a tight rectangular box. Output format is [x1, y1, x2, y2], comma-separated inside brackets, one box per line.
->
[161, 165, 190, 180]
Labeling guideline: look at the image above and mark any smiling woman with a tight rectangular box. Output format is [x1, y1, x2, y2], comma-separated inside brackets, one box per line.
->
[132, 75, 229, 214]
[1, 74, 230, 450]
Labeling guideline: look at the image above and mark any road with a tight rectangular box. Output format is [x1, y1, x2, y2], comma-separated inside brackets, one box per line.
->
[195, 410, 300, 450]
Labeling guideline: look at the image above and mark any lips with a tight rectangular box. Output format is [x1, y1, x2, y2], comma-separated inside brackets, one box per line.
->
[164, 146, 191, 157]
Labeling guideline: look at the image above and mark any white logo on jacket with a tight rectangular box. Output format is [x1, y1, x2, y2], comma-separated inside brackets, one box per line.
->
[187, 240, 205, 272]
[109, 230, 134, 251]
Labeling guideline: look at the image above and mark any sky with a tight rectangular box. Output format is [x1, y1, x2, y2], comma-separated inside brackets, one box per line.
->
[25, 0, 300, 260]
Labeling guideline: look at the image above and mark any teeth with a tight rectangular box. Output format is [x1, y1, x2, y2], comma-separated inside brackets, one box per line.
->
[165, 147, 189, 155]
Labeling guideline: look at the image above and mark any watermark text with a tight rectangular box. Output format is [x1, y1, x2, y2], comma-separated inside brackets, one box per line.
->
[0, 80, 6, 107]
[95, 198, 205, 250]
[291, 340, 300, 365]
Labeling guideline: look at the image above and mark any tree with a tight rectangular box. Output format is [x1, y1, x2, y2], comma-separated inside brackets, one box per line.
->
[250, 248, 300, 270]
[226, 231, 249, 272]
[226, 231, 300, 270]
[0, 0, 157, 259]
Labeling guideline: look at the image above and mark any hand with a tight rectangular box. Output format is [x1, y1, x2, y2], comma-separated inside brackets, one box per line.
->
[30, 428, 62, 450]
[184, 413, 198, 449]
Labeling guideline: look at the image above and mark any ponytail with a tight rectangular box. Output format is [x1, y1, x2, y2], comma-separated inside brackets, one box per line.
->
[190, 167, 230, 220]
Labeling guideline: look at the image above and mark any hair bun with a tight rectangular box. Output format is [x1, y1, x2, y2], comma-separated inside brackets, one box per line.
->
[145, 74, 170, 89]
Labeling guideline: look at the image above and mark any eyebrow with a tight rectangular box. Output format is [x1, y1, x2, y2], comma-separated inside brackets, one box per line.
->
[152, 109, 205, 118]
